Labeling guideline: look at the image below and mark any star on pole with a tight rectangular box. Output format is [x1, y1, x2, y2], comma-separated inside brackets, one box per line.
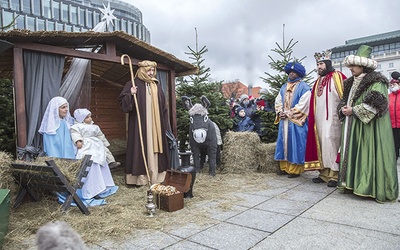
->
[99, 2, 116, 28]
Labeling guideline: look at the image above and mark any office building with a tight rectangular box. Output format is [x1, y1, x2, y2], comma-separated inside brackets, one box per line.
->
[331, 30, 400, 79]
[0, 0, 150, 42]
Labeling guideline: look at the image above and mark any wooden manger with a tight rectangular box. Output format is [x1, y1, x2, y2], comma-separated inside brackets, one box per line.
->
[11, 155, 92, 215]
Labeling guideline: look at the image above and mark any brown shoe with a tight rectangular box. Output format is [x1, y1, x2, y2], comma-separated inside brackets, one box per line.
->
[109, 162, 121, 169]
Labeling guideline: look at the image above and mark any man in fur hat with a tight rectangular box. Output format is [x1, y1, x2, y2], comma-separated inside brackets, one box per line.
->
[274, 62, 311, 178]
[304, 50, 347, 187]
[337, 45, 398, 202]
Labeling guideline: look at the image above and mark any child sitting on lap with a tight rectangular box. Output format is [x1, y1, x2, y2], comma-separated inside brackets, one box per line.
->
[71, 108, 120, 169]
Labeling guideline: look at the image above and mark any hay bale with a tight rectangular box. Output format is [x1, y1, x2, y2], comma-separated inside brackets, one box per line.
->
[257, 142, 279, 173]
[221, 131, 260, 174]
[107, 138, 127, 156]
[4, 170, 270, 249]
[14, 157, 82, 185]
[0, 151, 17, 192]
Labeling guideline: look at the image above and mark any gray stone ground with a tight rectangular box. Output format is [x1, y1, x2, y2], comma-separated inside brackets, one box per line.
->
[84, 164, 400, 250]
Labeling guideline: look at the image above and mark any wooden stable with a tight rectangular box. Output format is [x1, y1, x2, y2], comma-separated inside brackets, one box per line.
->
[0, 30, 197, 147]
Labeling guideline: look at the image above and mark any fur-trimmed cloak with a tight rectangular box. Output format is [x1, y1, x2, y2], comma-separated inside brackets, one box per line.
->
[337, 71, 398, 202]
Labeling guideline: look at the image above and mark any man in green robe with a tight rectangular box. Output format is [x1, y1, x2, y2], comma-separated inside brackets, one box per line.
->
[337, 45, 398, 203]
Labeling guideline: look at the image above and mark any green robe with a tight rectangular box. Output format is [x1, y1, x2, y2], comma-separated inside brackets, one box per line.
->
[337, 72, 398, 203]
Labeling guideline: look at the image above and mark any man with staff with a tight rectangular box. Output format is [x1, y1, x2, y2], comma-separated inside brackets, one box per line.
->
[119, 60, 170, 186]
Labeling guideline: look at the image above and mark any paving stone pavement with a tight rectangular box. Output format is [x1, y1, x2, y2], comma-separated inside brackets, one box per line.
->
[86, 164, 400, 250]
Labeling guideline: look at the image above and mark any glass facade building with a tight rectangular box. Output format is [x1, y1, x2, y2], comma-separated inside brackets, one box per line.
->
[0, 0, 151, 43]
[331, 30, 400, 79]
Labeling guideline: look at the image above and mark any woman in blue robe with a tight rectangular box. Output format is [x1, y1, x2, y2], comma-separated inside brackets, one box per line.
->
[38, 96, 75, 158]
[38, 96, 117, 206]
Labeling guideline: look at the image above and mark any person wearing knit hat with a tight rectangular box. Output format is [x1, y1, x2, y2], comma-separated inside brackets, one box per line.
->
[274, 61, 311, 178]
[337, 45, 398, 202]
[238, 93, 257, 118]
[71, 108, 121, 169]
[389, 71, 400, 161]
[304, 49, 347, 187]
[391, 71, 400, 81]
[232, 106, 255, 132]
[239, 93, 249, 103]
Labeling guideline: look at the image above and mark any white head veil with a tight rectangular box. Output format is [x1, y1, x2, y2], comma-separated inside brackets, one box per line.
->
[38, 96, 72, 134]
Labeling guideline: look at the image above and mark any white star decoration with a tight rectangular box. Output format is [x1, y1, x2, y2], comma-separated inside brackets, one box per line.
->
[99, 2, 116, 28]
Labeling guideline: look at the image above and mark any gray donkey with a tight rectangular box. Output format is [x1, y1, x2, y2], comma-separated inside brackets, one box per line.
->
[182, 95, 222, 176]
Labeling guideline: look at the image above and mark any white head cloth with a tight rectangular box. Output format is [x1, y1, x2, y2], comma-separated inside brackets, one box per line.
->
[73, 108, 91, 123]
[343, 55, 378, 70]
[38, 96, 72, 134]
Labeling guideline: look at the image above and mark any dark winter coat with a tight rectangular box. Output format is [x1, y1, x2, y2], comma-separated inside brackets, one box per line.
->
[234, 116, 254, 132]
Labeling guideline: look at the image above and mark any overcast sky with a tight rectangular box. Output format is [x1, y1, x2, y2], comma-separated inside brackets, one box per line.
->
[121, 0, 399, 89]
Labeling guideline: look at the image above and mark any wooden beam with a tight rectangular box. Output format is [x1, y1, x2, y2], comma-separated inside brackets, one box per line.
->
[14, 42, 137, 64]
[13, 42, 172, 70]
[105, 41, 116, 56]
[13, 47, 27, 147]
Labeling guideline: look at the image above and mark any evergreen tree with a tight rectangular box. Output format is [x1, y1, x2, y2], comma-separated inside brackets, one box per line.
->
[0, 79, 16, 156]
[261, 38, 314, 105]
[258, 35, 315, 143]
[0, 18, 18, 156]
[176, 29, 232, 151]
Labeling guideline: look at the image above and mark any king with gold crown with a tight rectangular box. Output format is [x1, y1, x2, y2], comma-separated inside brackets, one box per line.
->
[304, 48, 347, 188]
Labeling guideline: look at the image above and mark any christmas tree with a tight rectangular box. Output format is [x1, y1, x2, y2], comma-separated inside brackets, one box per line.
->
[176, 29, 232, 151]
[258, 27, 314, 143]
[0, 79, 16, 156]
[261, 38, 314, 105]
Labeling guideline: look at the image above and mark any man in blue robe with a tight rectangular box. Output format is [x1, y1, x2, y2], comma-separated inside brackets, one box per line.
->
[274, 62, 311, 178]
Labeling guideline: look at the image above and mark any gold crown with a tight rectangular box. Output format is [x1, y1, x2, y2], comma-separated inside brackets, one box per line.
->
[314, 49, 332, 61]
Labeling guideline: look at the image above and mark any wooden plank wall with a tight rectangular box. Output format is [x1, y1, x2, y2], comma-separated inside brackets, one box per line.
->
[90, 79, 126, 140]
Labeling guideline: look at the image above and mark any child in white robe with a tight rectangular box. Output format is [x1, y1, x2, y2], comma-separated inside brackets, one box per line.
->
[71, 108, 121, 169]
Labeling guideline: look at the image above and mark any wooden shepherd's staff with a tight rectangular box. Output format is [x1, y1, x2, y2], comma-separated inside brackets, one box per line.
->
[120, 54, 151, 186]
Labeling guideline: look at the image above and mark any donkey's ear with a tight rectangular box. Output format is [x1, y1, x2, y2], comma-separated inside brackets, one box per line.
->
[181, 96, 193, 110]
[200, 95, 211, 109]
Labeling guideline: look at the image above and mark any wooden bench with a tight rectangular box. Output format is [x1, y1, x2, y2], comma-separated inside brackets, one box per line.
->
[11, 155, 92, 215]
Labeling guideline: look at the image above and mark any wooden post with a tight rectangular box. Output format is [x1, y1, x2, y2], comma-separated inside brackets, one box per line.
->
[13, 47, 27, 148]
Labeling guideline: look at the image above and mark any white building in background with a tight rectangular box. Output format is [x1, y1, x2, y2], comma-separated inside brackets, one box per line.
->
[331, 30, 400, 79]
[0, 0, 151, 43]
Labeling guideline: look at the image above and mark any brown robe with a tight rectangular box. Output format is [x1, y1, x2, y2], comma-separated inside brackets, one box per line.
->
[119, 79, 170, 185]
